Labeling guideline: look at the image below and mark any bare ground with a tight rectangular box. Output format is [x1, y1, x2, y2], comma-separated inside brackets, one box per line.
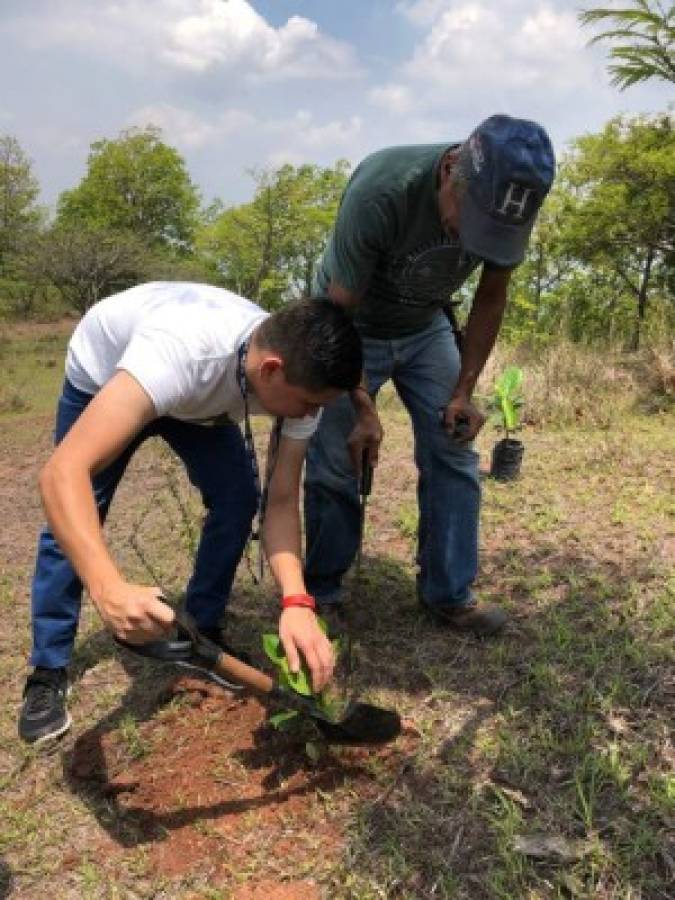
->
[0, 373, 673, 898]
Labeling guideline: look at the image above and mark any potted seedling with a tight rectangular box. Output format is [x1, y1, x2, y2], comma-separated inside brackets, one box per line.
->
[488, 365, 525, 481]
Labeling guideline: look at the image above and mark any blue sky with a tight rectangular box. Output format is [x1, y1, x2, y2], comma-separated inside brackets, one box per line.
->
[0, 0, 671, 211]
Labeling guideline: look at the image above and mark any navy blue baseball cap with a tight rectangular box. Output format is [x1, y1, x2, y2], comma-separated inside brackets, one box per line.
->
[458, 114, 555, 267]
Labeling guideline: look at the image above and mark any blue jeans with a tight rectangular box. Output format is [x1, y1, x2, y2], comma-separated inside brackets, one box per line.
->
[31, 379, 258, 669]
[304, 311, 480, 609]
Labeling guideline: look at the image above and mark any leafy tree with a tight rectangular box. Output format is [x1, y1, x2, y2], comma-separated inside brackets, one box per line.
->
[0, 135, 41, 269]
[556, 113, 674, 349]
[579, 0, 675, 89]
[24, 224, 151, 313]
[57, 126, 200, 250]
[279, 161, 351, 297]
[197, 161, 349, 308]
[502, 192, 572, 344]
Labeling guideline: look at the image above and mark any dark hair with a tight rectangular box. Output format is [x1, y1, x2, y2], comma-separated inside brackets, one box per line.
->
[254, 299, 362, 392]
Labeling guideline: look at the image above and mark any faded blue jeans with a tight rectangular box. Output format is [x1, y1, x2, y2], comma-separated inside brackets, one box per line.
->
[304, 311, 480, 609]
[30, 379, 257, 669]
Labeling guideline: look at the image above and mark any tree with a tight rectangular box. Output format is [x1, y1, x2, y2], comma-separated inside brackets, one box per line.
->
[197, 161, 349, 308]
[24, 225, 151, 313]
[579, 0, 675, 89]
[501, 191, 572, 344]
[57, 126, 200, 250]
[556, 114, 674, 349]
[278, 161, 351, 297]
[0, 135, 41, 269]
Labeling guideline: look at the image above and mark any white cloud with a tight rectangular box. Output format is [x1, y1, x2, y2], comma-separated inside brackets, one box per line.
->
[264, 111, 363, 167]
[125, 103, 255, 149]
[270, 110, 362, 145]
[26, 123, 85, 154]
[369, 84, 414, 114]
[397, 0, 535, 27]
[163, 0, 360, 78]
[3, 0, 671, 211]
[396, 0, 452, 26]
[404, 2, 589, 89]
[122, 104, 363, 169]
[3, 0, 360, 81]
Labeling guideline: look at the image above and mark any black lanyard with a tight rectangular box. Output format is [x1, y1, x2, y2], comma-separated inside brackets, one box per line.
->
[237, 339, 262, 509]
[237, 339, 282, 580]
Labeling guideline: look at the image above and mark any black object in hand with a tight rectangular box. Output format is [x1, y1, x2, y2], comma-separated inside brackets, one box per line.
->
[439, 409, 470, 441]
[360, 448, 373, 496]
[451, 415, 471, 440]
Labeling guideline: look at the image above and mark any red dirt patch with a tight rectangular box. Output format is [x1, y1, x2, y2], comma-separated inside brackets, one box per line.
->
[232, 878, 320, 899]
[69, 675, 415, 886]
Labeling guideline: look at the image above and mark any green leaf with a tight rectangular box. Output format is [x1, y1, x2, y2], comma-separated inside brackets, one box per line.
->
[286, 666, 314, 697]
[316, 690, 346, 720]
[493, 366, 524, 434]
[262, 632, 314, 696]
[277, 668, 292, 690]
[262, 632, 285, 665]
[497, 366, 524, 399]
[503, 397, 518, 431]
[269, 710, 299, 730]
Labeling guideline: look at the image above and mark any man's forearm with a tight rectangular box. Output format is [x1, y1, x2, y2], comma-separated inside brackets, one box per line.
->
[454, 283, 508, 397]
[262, 502, 307, 597]
[351, 378, 375, 414]
[39, 460, 123, 605]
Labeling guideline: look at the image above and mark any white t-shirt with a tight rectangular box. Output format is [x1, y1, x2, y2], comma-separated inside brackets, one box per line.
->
[65, 281, 320, 440]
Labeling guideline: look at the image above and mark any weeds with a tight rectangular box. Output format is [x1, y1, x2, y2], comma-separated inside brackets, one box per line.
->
[118, 713, 149, 760]
[0, 383, 30, 414]
[480, 339, 675, 429]
[0, 322, 672, 897]
[395, 504, 418, 541]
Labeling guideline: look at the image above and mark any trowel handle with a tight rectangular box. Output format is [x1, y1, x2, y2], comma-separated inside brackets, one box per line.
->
[173, 608, 276, 696]
[212, 651, 275, 696]
[361, 448, 373, 497]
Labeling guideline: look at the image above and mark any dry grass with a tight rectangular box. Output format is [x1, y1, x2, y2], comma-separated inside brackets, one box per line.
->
[479, 340, 675, 430]
[0, 324, 673, 898]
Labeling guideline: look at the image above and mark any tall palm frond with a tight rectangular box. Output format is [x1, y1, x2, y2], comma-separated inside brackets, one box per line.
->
[579, 1, 675, 89]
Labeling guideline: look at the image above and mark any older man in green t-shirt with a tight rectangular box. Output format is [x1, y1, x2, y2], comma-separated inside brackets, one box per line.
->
[304, 114, 555, 636]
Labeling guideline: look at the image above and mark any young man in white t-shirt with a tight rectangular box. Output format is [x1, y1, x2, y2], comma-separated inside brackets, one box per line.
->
[19, 281, 362, 744]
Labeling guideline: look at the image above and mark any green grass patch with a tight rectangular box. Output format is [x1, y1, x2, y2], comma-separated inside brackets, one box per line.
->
[0, 324, 70, 418]
[0, 328, 672, 896]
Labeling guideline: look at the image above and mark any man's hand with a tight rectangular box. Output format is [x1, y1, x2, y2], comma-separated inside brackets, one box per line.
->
[347, 404, 384, 473]
[94, 582, 175, 644]
[443, 391, 486, 443]
[278, 607, 335, 692]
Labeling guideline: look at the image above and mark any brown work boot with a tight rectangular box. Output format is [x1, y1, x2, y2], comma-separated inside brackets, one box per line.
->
[420, 597, 507, 636]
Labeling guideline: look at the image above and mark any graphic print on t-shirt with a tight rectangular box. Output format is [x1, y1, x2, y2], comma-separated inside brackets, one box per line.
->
[378, 235, 481, 308]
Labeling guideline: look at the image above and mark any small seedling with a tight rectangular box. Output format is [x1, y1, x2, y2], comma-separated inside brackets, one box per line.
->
[262, 618, 344, 730]
[489, 366, 524, 439]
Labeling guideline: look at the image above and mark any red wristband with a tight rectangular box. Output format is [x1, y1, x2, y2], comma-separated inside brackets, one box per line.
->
[281, 593, 317, 611]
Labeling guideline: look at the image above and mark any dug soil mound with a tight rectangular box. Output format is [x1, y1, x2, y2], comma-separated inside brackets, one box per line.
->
[69, 675, 415, 889]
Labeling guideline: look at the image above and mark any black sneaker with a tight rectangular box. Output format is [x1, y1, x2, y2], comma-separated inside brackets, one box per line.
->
[18, 667, 71, 744]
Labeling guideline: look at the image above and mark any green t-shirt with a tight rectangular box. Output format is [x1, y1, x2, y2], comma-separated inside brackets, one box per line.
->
[314, 143, 488, 338]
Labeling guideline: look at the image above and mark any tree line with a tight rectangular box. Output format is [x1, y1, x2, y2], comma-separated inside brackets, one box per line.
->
[0, 113, 672, 349]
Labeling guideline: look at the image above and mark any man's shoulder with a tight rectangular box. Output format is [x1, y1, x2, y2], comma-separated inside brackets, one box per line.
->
[134, 287, 266, 357]
[347, 143, 456, 199]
